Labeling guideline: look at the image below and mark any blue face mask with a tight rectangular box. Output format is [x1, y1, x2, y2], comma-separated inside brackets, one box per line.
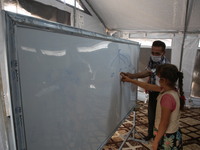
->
[151, 55, 162, 62]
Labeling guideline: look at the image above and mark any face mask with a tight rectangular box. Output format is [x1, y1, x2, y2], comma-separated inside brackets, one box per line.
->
[151, 55, 162, 62]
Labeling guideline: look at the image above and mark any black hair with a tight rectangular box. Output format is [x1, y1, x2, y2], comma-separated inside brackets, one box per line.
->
[156, 64, 185, 110]
[152, 40, 166, 51]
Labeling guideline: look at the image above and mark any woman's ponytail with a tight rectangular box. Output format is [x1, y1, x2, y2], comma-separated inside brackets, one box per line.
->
[178, 71, 185, 110]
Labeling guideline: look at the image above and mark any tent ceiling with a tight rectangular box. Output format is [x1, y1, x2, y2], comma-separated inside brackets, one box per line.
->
[86, 0, 200, 33]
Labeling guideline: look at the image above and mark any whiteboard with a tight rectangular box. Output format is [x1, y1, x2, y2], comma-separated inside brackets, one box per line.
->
[5, 12, 140, 150]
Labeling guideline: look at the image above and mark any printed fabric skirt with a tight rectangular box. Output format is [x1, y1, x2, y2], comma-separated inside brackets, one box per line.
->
[153, 128, 183, 150]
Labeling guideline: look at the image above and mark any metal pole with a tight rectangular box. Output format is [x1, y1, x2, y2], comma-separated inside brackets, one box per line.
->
[179, 0, 194, 71]
[118, 111, 136, 150]
[73, 0, 76, 27]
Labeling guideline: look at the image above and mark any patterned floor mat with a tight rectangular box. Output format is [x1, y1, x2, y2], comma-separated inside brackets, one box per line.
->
[102, 100, 200, 150]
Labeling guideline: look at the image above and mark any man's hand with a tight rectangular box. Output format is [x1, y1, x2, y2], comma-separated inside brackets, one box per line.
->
[120, 73, 132, 82]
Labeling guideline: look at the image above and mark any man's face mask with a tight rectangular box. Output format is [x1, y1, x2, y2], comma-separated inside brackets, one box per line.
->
[151, 55, 162, 62]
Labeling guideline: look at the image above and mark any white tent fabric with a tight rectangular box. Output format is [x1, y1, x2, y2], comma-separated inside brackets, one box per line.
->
[0, 96, 9, 150]
[172, 34, 199, 98]
[86, 0, 200, 33]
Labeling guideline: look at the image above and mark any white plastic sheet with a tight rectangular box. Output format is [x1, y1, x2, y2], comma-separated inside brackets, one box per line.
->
[0, 72, 9, 150]
[172, 34, 199, 100]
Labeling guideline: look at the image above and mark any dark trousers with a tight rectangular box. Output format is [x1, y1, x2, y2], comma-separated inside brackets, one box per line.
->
[147, 91, 159, 137]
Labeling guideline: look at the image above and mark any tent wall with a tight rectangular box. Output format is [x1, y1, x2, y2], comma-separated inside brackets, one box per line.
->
[190, 49, 200, 105]
[172, 34, 198, 98]
[0, 7, 17, 150]
[0, 71, 9, 150]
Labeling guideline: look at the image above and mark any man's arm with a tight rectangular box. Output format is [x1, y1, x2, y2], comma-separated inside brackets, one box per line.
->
[121, 70, 151, 79]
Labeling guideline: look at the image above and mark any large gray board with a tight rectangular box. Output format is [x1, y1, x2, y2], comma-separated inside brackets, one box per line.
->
[5, 11, 140, 150]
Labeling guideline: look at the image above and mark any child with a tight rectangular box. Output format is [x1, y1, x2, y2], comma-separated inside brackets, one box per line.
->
[121, 64, 185, 150]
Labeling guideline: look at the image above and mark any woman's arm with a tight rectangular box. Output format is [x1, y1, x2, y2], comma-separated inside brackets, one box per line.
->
[120, 73, 161, 92]
[152, 106, 171, 150]
[120, 70, 151, 79]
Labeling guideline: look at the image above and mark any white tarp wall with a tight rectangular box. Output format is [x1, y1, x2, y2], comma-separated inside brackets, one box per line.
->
[172, 34, 199, 105]
[0, 9, 16, 150]
[0, 72, 9, 150]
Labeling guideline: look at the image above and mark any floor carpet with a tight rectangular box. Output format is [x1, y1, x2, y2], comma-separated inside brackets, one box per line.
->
[102, 100, 200, 150]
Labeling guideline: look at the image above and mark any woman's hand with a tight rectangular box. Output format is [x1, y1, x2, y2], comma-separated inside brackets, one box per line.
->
[120, 72, 133, 78]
